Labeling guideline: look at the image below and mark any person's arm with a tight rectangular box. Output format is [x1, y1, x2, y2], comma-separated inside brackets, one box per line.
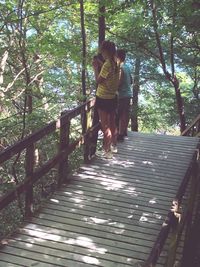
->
[92, 58, 100, 82]
[118, 67, 124, 89]
[130, 74, 133, 84]
[96, 75, 106, 84]
[95, 61, 109, 85]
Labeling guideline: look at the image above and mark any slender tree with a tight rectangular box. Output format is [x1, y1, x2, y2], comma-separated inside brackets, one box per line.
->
[131, 57, 141, 131]
[149, 0, 186, 132]
[98, 0, 106, 48]
[80, 0, 86, 97]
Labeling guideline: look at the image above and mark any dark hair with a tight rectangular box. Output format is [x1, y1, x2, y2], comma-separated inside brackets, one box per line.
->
[116, 49, 126, 62]
[100, 40, 117, 72]
[100, 40, 116, 57]
[93, 53, 104, 62]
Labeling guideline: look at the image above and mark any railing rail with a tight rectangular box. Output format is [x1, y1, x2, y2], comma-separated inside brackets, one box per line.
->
[143, 150, 199, 267]
[143, 114, 200, 267]
[182, 113, 200, 137]
[0, 97, 100, 218]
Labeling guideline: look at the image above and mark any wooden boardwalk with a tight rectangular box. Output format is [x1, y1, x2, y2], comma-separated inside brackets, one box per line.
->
[0, 132, 199, 267]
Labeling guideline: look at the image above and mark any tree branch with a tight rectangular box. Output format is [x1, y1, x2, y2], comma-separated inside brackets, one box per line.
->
[148, 0, 168, 76]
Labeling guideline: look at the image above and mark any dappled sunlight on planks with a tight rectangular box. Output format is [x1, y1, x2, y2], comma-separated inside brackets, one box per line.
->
[15, 224, 139, 266]
[23, 228, 107, 253]
[82, 255, 100, 265]
[50, 198, 59, 203]
[139, 212, 162, 224]
[108, 157, 136, 168]
[1, 132, 198, 266]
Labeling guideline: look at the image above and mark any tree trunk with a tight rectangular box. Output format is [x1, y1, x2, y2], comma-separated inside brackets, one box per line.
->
[149, 0, 186, 133]
[98, 1, 105, 48]
[80, 0, 86, 97]
[90, 1, 106, 158]
[0, 50, 9, 85]
[131, 57, 141, 132]
[173, 79, 186, 133]
[80, 0, 88, 162]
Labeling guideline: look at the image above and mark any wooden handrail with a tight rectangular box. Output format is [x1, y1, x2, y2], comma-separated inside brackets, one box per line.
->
[182, 114, 200, 137]
[144, 146, 200, 267]
[0, 97, 98, 217]
[0, 98, 95, 164]
[144, 113, 200, 267]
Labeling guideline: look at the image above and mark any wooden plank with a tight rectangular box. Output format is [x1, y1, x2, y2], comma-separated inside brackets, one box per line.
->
[40, 205, 163, 232]
[128, 131, 199, 141]
[0, 246, 100, 267]
[93, 154, 192, 172]
[0, 131, 199, 267]
[117, 146, 196, 161]
[4, 235, 145, 267]
[3, 239, 136, 267]
[78, 165, 182, 187]
[0, 260, 24, 267]
[48, 193, 168, 218]
[42, 200, 167, 230]
[84, 152, 193, 173]
[34, 210, 161, 240]
[59, 184, 175, 206]
[70, 175, 180, 196]
[0, 251, 56, 267]
[28, 216, 156, 249]
[18, 226, 152, 260]
[52, 191, 171, 214]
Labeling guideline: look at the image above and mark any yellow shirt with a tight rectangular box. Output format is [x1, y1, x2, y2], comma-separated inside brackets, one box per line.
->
[96, 59, 119, 99]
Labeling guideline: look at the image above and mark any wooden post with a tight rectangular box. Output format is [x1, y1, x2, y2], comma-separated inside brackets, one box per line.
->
[180, 158, 199, 267]
[82, 105, 89, 163]
[197, 119, 200, 135]
[25, 144, 35, 218]
[90, 105, 99, 158]
[58, 112, 70, 187]
[165, 201, 181, 267]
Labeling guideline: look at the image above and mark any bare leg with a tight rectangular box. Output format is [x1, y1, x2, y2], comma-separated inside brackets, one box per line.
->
[119, 110, 126, 135]
[110, 111, 117, 146]
[119, 100, 130, 136]
[123, 109, 130, 135]
[98, 109, 112, 152]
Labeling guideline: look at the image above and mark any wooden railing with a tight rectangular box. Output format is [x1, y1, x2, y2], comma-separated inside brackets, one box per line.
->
[144, 115, 200, 267]
[0, 98, 100, 219]
[144, 152, 199, 267]
[182, 114, 200, 137]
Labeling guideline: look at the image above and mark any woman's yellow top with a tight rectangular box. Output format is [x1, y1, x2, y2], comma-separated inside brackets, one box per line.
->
[96, 59, 119, 99]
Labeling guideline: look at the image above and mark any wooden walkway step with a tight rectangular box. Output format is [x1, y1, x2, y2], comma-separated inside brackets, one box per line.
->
[0, 132, 199, 267]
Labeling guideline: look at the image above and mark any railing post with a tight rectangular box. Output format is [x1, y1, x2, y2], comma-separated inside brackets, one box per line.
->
[82, 103, 90, 163]
[25, 144, 35, 217]
[165, 201, 181, 267]
[58, 111, 70, 187]
[180, 156, 199, 267]
[197, 120, 200, 135]
[89, 105, 99, 158]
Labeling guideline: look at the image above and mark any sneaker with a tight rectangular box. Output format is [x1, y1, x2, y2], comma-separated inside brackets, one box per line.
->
[104, 151, 113, 159]
[111, 145, 118, 153]
[96, 150, 113, 159]
[117, 134, 124, 141]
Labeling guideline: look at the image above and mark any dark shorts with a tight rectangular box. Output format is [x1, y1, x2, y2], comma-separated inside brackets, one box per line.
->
[95, 96, 117, 113]
[118, 97, 131, 114]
